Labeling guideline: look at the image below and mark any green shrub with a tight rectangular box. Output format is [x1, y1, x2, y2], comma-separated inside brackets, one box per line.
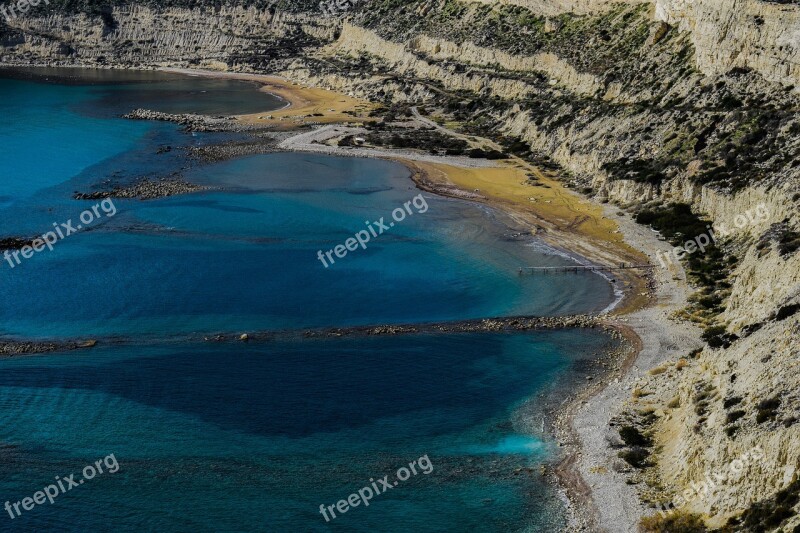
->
[726, 410, 746, 424]
[736, 479, 800, 531]
[618, 446, 650, 468]
[775, 303, 800, 321]
[640, 511, 708, 532]
[723, 396, 742, 409]
[602, 157, 669, 184]
[756, 396, 781, 423]
[619, 425, 651, 447]
[702, 325, 737, 348]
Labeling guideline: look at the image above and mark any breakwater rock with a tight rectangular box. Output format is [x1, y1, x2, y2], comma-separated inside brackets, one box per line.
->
[74, 177, 211, 201]
[123, 108, 246, 132]
[199, 314, 618, 343]
[0, 339, 96, 357]
[305, 314, 608, 338]
[0, 237, 34, 251]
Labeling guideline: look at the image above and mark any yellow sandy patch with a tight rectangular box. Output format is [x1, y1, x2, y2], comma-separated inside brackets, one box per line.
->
[158, 67, 375, 130]
[410, 161, 627, 246]
[237, 80, 375, 130]
[402, 159, 650, 313]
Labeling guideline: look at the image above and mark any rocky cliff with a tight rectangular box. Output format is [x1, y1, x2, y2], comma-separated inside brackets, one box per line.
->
[1, 0, 799, 530]
[655, 0, 800, 87]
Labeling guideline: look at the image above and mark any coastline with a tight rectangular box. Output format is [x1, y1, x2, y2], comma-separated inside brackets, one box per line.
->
[158, 67, 376, 129]
[2, 65, 705, 531]
[559, 207, 703, 531]
[394, 146, 703, 531]
[0, 314, 611, 356]
[148, 69, 689, 530]
[393, 155, 664, 531]
[401, 160, 647, 314]
[260, 84, 703, 531]
[274, 122, 648, 313]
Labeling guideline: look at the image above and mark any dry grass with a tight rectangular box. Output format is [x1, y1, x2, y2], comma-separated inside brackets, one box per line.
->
[640, 510, 708, 532]
[239, 81, 375, 129]
[667, 396, 681, 409]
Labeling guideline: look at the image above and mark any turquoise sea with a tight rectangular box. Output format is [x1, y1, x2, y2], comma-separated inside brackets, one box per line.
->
[0, 68, 615, 531]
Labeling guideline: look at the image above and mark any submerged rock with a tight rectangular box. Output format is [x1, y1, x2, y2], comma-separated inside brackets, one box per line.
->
[74, 176, 211, 201]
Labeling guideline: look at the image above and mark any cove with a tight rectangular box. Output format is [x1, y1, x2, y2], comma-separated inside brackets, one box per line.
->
[0, 67, 618, 532]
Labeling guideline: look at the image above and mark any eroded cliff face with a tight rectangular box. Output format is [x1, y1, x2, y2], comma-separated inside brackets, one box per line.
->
[655, 0, 800, 87]
[638, 308, 800, 528]
[470, 0, 639, 16]
[0, 5, 336, 69]
[1, 0, 799, 529]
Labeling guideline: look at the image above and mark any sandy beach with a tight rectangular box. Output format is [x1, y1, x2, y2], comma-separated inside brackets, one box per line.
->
[154, 67, 704, 532]
[555, 208, 704, 531]
[159, 67, 376, 129]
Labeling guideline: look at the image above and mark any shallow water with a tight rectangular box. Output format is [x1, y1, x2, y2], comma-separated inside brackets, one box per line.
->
[0, 332, 613, 532]
[0, 68, 615, 532]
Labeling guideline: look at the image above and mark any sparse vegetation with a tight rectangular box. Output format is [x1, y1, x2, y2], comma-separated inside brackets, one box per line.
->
[640, 511, 708, 532]
[728, 479, 800, 531]
[723, 396, 743, 409]
[702, 325, 737, 349]
[619, 446, 651, 468]
[635, 203, 740, 328]
[619, 425, 651, 447]
[726, 409, 746, 424]
[602, 157, 669, 184]
[756, 396, 781, 424]
[363, 129, 468, 155]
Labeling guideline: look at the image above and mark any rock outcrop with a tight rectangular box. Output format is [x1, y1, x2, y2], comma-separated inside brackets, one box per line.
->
[655, 0, 800, 87]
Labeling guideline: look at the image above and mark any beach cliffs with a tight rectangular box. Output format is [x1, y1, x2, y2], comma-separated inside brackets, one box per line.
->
[654, 0, 800, 87]
[2, 0, 799, 529]
[0, 5, 335, 69]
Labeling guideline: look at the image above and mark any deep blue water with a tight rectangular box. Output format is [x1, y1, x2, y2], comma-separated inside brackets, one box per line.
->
[0, 69, 615, 531]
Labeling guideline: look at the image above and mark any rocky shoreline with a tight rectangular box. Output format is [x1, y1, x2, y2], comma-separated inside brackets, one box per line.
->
[123, 108, 252, 133]
[273, 314, 610, 340]
[0, 314, 615, 356]
[186, 134, 289, 163]
[74, 176, 212, 201]
[0, 339, 97, 357]
[0, 236, 35, 251]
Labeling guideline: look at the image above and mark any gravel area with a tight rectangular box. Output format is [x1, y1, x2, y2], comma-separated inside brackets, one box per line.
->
[562, 205, 705, 532]
[279, 125, 499, 168]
